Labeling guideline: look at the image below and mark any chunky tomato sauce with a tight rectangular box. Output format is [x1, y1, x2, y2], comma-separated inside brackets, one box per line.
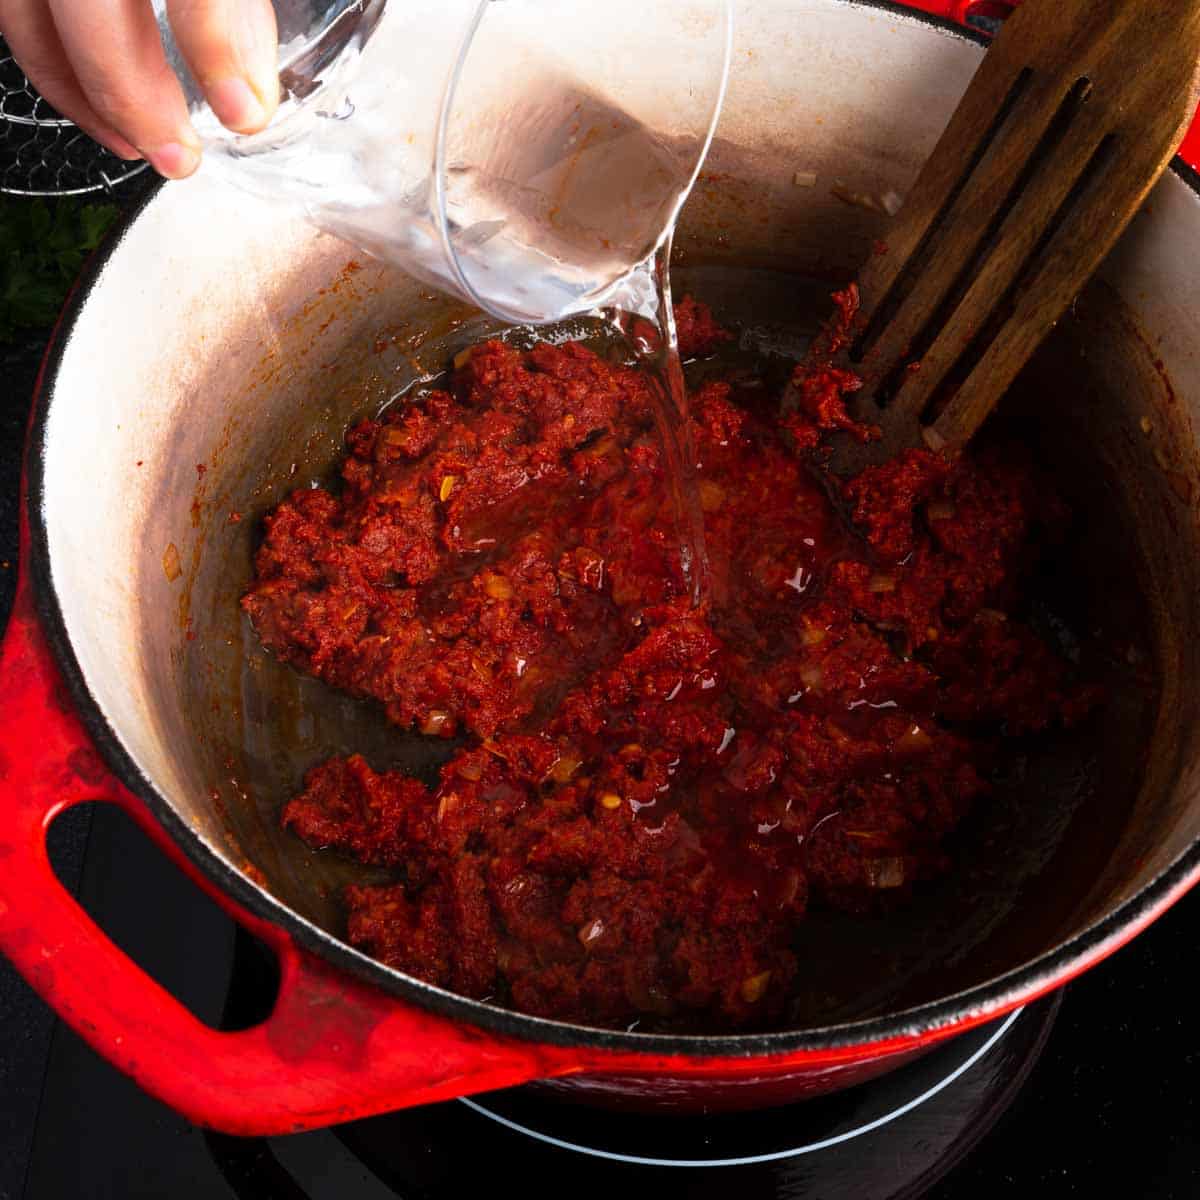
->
[243, 291, 1096, 1031]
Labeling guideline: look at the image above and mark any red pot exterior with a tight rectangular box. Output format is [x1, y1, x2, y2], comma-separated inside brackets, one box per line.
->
[2, 0, 1200, 1136]
[527, 1055, 930, 1113]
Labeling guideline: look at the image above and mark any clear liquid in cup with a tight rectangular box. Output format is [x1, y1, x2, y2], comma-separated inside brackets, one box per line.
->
[188, 0, 732, 326]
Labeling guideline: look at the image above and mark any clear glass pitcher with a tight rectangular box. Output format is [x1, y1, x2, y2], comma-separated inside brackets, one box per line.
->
[154, 0, 733, 324]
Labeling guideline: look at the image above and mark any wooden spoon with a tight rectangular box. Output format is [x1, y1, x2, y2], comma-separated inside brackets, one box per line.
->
[823, 0, 1200, 474]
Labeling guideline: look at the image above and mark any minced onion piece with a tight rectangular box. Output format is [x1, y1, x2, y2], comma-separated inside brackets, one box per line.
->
[578, 917, 606, 947]
[895, 723, 933, 754]
[864, 857, 907, 889]
[740, 970, 772, 1003]
[699, 480, 727, 511]
[421, 710, 452, 736]
[484, 574, 515, 600]
[547, 755, 583, 784]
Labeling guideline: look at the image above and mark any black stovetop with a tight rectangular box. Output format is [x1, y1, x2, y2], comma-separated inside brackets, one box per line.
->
[1, 182, 1198, 1200]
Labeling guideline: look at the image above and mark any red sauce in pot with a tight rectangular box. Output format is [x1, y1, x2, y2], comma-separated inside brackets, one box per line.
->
[243, 292, 1097, 1032]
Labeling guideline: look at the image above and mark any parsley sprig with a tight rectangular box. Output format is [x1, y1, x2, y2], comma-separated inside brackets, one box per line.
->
[0, 198, 118, 344]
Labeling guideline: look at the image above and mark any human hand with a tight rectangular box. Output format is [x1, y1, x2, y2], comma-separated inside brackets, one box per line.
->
[0, 0, 279, 179]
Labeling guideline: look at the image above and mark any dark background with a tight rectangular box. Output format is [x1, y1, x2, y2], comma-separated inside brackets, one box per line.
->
[0, 179, 1197, 1198]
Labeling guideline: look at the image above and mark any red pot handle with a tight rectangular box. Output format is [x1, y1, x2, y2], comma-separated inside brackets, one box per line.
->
[0, 565, 607, 1134]
[907, 0, 1018, 24]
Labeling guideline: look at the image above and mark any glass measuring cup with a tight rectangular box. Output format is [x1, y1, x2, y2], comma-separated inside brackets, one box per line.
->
[153, 0, 733, 324]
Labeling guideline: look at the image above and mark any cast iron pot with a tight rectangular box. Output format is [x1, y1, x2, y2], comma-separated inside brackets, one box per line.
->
[2, 0, 1200, 1135]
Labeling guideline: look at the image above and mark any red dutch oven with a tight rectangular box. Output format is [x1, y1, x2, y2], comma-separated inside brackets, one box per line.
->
[3, 0, 1200, 1135]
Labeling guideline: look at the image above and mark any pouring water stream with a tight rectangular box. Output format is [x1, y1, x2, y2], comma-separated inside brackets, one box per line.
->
[602, 236, 712, 609]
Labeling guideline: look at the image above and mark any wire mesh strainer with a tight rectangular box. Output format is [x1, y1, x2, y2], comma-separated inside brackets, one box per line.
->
[0, 35, 148, 197]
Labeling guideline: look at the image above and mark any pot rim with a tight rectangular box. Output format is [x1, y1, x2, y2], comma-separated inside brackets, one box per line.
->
[25, 0, 1200, 1059]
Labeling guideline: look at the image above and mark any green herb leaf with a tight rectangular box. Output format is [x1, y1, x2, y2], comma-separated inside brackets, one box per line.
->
[0, 198, 120, 345]
[81, 204, 118, 250]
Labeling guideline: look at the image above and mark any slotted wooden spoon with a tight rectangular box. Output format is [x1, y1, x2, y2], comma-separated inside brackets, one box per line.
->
[823, 0, 1200, 474]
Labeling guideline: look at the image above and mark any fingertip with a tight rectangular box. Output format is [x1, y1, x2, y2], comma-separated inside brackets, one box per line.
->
[206, 76, 268, 134]
[144, 138, 202, 180]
